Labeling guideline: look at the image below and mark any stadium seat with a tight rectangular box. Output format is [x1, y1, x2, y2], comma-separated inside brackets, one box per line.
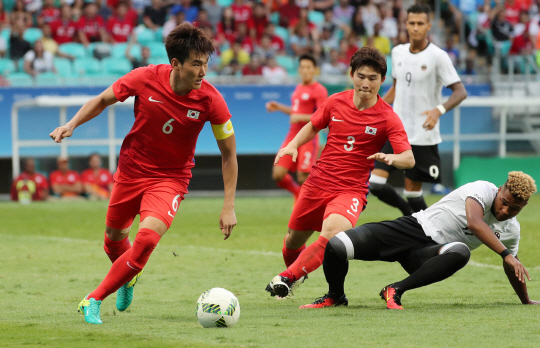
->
[23, 28, 43, 45]
[1, 28, 10, 42]
[154, 27, 163, 42]
[274, 26, 289, 44]
[270, 12, 280, 25]
[386, 55, 392, 79]
[149, 56, 169, 65]
[73, 57, 102, 76]
[59, 43, 87, 59]
[217, 0, 233, 6]
[85, 42, 112, 59]
[0, 58, 16, 75]
[135, 27, 156, 46]
[7, 72, 33, 87]
[112, 43, 141, 60]
[146, 42, 167, 58]
[308, 11, 325, 26]
[53, 58, 73, 77]
[35, 72, 62, 86]
[102, 57, 132, 75]
[276, 55, 296, 75]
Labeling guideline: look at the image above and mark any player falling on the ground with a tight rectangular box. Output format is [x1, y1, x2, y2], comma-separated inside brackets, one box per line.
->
[369, 3, 467, 216]
[49, 24, 238, 324]
[266, 54, 328, 200]
[301, 171, 539, 309]
[266, 47, 415, 299]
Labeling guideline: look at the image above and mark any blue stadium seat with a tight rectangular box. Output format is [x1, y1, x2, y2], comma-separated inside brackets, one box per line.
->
[73, 57, 102, 76]
[146, 42, 167, 58]
[7, 72, 33, 87]
[276, 55, 296, 75]
[274, 26, 289, 44]
[54, 58, 74, 77]
[0, 58, 16, 75]
[386, 55, 392, 79]
[59, 43, 87, 59]
[154, 27, 163, 42]
[149, 56, 169, 65]
[102, 57, 132, 75]
[1, 28, 10, 42]
[23, 28, 43, 45]
[112, 43, 141, 60]
[270, 12, 280, 25]
[308, 11, 325, 26]
[35, 72, 62, 86]
[217, 0, 233, 6]
[135, 27, 156, 46]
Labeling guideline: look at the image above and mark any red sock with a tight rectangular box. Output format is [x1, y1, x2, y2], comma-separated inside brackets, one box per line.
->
[276, 174, 300, 199]
[103, 232, 131, 263]
[280, 236, 329, 281]
[88, 228, 161, 301]
[282, 237, 306, 267]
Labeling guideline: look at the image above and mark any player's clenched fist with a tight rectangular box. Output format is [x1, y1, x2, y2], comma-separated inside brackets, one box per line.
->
[368, 153, 394, 166]
[274, 144, 298, 164]
[49, 125, 74, 143]
[265, 101, 279, 112]
[219, 208, 237, 240]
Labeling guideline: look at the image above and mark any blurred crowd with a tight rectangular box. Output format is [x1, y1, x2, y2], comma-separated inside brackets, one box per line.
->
[0, 0, 539, 84]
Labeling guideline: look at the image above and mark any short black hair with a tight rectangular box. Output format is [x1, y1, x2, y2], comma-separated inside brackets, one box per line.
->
[350, 46, 387, 77]
[407, 3, 431, 19]
[165, 23, 215, 64]
[298, 53, 317, 67]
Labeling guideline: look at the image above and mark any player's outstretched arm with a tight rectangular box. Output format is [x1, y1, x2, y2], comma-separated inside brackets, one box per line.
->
[367, 149, 414, 169]
[274, 122, 321, 164]
[265, 101, 292, 115]
[217, 134, 238, 240]
[422, 81, 467, 130]
[49, 86, 119, 143]
[503, 256, 539, 304]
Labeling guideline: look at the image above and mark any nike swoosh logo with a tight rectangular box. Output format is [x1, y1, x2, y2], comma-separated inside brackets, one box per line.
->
[149, 96, 163, 103]
[127, 262, 138, 270]
[332, 116, 343, 122]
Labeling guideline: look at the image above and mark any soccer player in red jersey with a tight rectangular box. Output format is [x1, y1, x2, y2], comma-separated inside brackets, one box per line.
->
[11, 158, 49, 202]
[266, 54, 328, 200]
[49, 24, 238, 325]
[266, 47, 415, 299]
[50, 156, 83, 198]
[81, 153, 113, 200]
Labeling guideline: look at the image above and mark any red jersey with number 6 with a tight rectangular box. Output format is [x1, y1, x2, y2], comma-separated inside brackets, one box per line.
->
[289, 82, 328, 134]
[307, 90, 411, 193]
[112, 64, 232, 182]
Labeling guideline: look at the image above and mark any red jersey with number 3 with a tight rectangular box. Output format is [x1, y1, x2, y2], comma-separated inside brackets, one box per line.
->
[289, 82, 328, 134]
[112, 64, 231, 182]
[308, 90, 411, 193]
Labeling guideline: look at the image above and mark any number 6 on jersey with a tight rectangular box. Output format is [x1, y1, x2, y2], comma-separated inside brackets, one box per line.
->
[163, 118, 175, 134]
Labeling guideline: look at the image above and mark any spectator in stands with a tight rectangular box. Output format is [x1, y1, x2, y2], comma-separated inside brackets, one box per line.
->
[279, 0, 300, 28]
[11, 158, 49, 202]
[338, 37, 357, 65]
[193, 9, 213, 29]
[11, 0, 33, 28]
[290, 22, 312, 56]
[263, 23, 286, 54]
[38, 0, 60, 27]
[368, 22, 391, 56]
[41, 23, 76, 60]
[0, 37, 6, 58]
[132, 0, 151, 14]
[505, 0, 529, 26]
[462, 56, 477, 75]
[235, 22, 254, 54]
[222, 58, 242, 75]
[50, 156, 83, 199]
[202, 0, 222, 28]
[163, 9, 187, 38]
[77, 2, 108, 46]
[221, 38, 250, 68]
[0, 1, 9, 30]
[510, 27, 534, 55]
[171, 0, 199, 23]
[312, 41, 325, 64]
[242, 54, 263, 76]
[444, 37, 460, 67]
[380, 4, 398, 43]
[351, 7, 367, 37]
[251, 3, 269, 39]
[125, 34, 151, 69]
[321, 9, 337, 35]
[231, 0, 252, 26]
[217, 7, 237, 47]
[143, 0, 167, 30]
[361, 0, 381, 36]
[333, 0, 355, 28]
[320, 26, 339, 55]
[107, 1, 135, 43]
[254, 34, 277, 58]
[50, 4, 78, 44]
[492, 8, 513, 42]
[82, 153, 113, 200]
[312, 0, 334, 13]
[24, 39, 56, 77]
[262, 55, 288, 84]
[72, 0, 85, 20]
[397, 29, 408, 45]
[513, 10, 533, 37]
[9, 19, 31, 64]
[25, 0, 43, 14]
[288, 8, 316, 35]
[321, 48, 348, 75]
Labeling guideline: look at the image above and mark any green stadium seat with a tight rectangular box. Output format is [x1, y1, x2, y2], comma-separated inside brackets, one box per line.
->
[135, 27, 156, 45]
[59, 43, 87, 59]
[386, 55, 392, 79]
[35, 72, 62, 86]
[0, 58, 16, 75]
[73, 57, 102, 76]
[1, 28, 10, 42]
[23, 28, 43, 45]
[102, 57, 132, 75]
[7, 72, 33, 87]
[146, 42, 167, 58]
[308, 11, 324, 26]
[276, 55, 296, 74]
[154, 27, 163, 42]
[270, 12, 280, 25]
[53, 57, 74, 77]
[149, 56, 169, 65]
[274, 26, 289, 44]
[112, 43, 141, 60]
[217, 0, 233, 6]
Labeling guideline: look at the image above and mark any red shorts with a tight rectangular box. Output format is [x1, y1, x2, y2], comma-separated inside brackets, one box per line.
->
[288, 183, 368, 232]
[106, 174, 189, 230]
[276, 132, 319, 173]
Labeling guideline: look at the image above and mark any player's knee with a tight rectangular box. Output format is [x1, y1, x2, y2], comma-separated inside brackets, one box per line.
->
[439, 242, 470, 266]
[272, 170, 286, 182]
[297, 172, 308, 184]
[326, 232, 354, 261]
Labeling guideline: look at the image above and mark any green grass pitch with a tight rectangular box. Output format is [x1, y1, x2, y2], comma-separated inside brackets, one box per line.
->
[1, 195, 539, 347]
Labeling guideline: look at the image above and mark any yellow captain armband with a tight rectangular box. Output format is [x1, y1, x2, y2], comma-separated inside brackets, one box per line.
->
[211, 120, 234, 140]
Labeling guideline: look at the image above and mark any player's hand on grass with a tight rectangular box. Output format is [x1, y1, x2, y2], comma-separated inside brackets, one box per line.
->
[266, 101, 279, 112]
[504, 254, 531, 283]
[275, 144, 298, 164]
[49, 125, 74, 143]
[422, 108, 442, 130]
[219, 207, 237, 240]
[368, 153, 394, 166]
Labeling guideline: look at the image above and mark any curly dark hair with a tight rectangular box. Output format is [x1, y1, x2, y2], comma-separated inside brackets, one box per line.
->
[165, 23, 215, 64]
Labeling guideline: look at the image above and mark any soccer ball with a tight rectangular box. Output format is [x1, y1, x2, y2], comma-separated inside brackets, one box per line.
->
[196, 288, 240, 328]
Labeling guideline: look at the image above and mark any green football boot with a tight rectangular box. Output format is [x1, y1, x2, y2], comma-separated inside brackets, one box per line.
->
[78, 295, 103, 325]
[116, 271, 143, 312]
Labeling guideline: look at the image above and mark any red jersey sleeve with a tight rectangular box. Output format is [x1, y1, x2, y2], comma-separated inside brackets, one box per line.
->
[112, 67, 155, 102]
[386, 111, 411, 154]
[36, 174, 49, 190]
[310, 96, 333, 130]
[209, 89, 232, 125]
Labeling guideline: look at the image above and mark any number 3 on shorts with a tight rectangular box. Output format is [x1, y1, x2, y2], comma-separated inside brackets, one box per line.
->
[346, 198, 360, 217]
[167, 194, 181, 218]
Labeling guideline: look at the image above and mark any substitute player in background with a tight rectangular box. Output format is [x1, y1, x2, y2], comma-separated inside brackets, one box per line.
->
[266, 47, 415, 299]
[81, 153, 113, 200]
[302, 172, 539, 309]
[11, 158, 49, 202]
[49, 24, 238, 325]
[369, 3, 467, 216]
[266, 54, 328, 200]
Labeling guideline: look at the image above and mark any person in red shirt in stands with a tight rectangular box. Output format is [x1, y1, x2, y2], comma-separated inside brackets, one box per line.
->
[50, 4, 77, 44]
[49, 156, 83, 198]
[242, 54, 263, 76]
[77, 2, 108, 46]
[263, 23, 285, 53]
[82, 153, 114, 200]
[250, 3, 269, 39]
[38, 0, 60, 27]
[216, 7, 237, 47]
[231, 0, 252, 26]
[11, 158, 49, 202]
[107, 1, 134, 43]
